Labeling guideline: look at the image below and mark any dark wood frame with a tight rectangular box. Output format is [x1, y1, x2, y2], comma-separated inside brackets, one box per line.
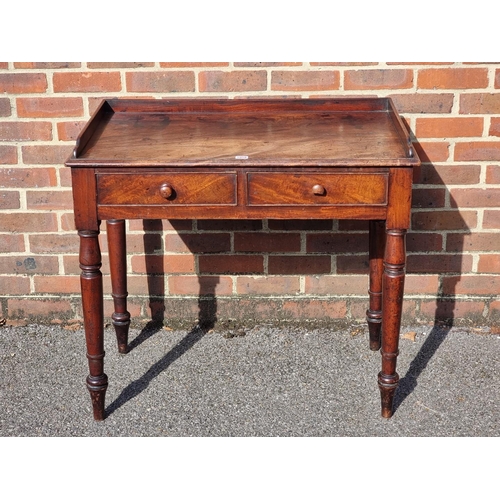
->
[66, 97, 420, 420]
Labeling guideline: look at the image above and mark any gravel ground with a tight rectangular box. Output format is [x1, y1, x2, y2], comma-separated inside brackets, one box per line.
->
[1, 320, 499, 437]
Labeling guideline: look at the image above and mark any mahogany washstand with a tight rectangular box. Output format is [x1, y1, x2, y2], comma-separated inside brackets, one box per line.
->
[66, 97, 420, 420]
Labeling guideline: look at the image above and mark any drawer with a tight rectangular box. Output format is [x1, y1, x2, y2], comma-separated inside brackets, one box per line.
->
[97, 173, 237, 206]
[247, 172, 388, 206]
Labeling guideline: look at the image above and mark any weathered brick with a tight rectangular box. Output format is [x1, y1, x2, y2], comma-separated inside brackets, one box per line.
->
[198, 255, 263, 274]
[164, 232, 230, 253]
[0, 191, 20, 209]
[454, 141, 500, 161]
[33, 275, 81, 294]
[0, 213, 57, 232]
[442, 275, 500, 295]
[236, 276, 300, 295]
[450, 188, 500, 208]
[415, 117, 484, 138]
[22, 145, 74, 165]
[0, 73, 47, 93]
[307, 233, 367, 253]
[198, 71, 267, 92]
[0, 276, 30, 295]
[0, 98, 11, 117]
[407, 254, 473, 274]
[0, 255, 59, 274]
[282, 299, 347, 319]
[477, 254, 500, 273]
[7, 298, 72, 319]
[88, 62, 155, 68]
[495, 69, 500, 88]
[130, 254, 195, 274]
[17, 97, 83, 118]
[26, 189, 73, 210]
[0, 146, 17, 164]
[56, 121, 86, 141]
[305, 275, 368, 295]
[485, 165, 500, 184]
[268, 219, 332, 231]
[482, 210, 500, 229]
[0, 121, 52, 141]
[460, 93, 500, 114]
[234, 232, 301, 252]
[413, 141, 450, 162]
[29, 233, 79, 254]
[489, 117, 500, 137]
[344, 69, 413, 90]
[406, 233, 443, 253]
[418, 68, 488, 89]
[388, 93, 454, 114]
[411, 210, 477, 230]
[404, 275, 440, 294]
[411, 188, 446, 208]
[161, 62, 229, 67]
[126, 71, 195, 92]
[0, 234, 25, 253]
[268, 256, 331, 275]
[420, 300, 485, 319]
[414, 164, 481, 185]
[14, 62, 81, 69]
[271, 71, 340, 91]
[168, 275, 233, 295]
[447, 233, 500, 252]
[53, 71, 122, 92]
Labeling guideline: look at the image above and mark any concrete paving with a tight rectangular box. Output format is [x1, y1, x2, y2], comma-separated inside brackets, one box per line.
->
[1, 320, 499, 436]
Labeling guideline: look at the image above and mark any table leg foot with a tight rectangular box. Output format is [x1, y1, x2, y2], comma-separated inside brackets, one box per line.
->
[378, 372, 399, 418]
[87, 374, 108, 421]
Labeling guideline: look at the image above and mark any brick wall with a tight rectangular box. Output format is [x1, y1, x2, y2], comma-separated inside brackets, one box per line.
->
[1, 62, 499, 326]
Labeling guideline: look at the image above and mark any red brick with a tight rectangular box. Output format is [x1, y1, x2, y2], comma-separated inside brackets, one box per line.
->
[404, 275, 440, 294]
[411, 188, 446, 208]
[0, 213, 57, 232]
[130, 254, 195, 274]
[388, 93, 454, 114]
[164, 233, 230, 253]
[88, 62, 155, 68]
[414, 164, 481, 185]
[483, 210, 500, 229]
[450, 188, 500, 207]
[496, 69, 500, 88]
[26, 189, 74, 210]
[14, 62, 81, 69]
[490, 118, 500, 137]
[0, 276, 30, 295]
[198, 255, 263, 274]
[56, 121, 86, 141]
[305, 275, 368, 295]
[0, 121, 52, 141]
[0, 98, 11, 116]
[454, 141, 500, 161]
[29, 233, 79, 254]
[0, 191, 20, 209]
[307, 233, 367, 253]
[161, 62, 229, 67]
[483, 147, 500, 171]
[336, 255, 368, 274]
[0, 73, 47, 93]
[270, 71, 340, 91]
[0, 255, 57, 274]
[311, 62, 378, 66]
[477, 254, 500, 273]
[236, 276, 300, 295]
[406, 254, 473, 274]
[0, 146, 17, 164]
[0, 234, 24, 253]
[268, 219, 332, 231]
[268, 256, 331, 274]
[415, 117, 484, 138]
[17, 97, 83, 118]
[460, 93, 500, 114]
[413, 141, 450, 162]
[197, 219, 262, 231]
[198, 71, 267, 92]
[447, 233, 500, 252]
[234, 232, 301, 252]
[411, 210, 477, 231]
[418, 68, 488, 89]
[7, 298, 72, 319]
[420, 300, 485, 319]
[33, 276, 81, 294]
[443, 275, 500, 295]
[282, 299, 347, 319]
[53, 71, 122, 92]
[129, 218, 193, 231]
[126, 71, 195, 92]
[168, 275, 233, 295]
[22, 145, 74, 164]
[406, 233, 443, 253]
[344, 69, 413, 90]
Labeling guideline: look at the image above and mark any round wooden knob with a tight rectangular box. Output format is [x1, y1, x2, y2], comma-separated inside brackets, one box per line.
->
[312, 184, 326, 196]
[159, 183, 174, 199]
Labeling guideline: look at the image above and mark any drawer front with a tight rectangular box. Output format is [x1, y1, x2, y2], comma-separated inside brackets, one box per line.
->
[97, 173, 237, 206]
[247, 172, 388, 206]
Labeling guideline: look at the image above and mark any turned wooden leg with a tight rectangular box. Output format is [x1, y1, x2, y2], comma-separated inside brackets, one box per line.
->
[367, 220, 385, 351]
[79, 228, 107, 421]
[106, 219, 130, 354]
[378, 228, 406, 418]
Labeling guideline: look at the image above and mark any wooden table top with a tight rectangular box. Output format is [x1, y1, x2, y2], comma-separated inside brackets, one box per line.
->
[68, 98, 419, 168]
